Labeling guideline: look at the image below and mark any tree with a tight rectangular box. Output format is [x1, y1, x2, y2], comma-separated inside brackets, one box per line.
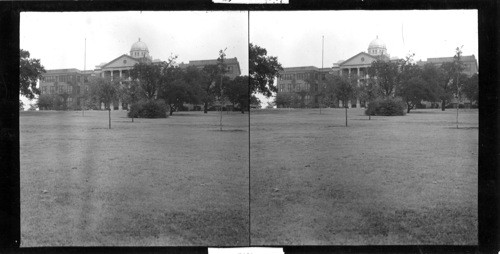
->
[357, 77, 381, 119]
[274, 92, 300, 108]
[20, 49, 46, 100]
[330, 75, 357, 126]
[398, 77, 438, 113]
[368, 59, 399, 97]
[249, 43, 283, 97]
[121, 80, 142, 122]
[396, 54, 438, 113]
[89, 77, 121, 129]
[462, 73, 478, 106]
[19, 100, 24, 111]
[201, 64, 220, 113]
[217, 49, 228, 131]
[438, 48, 465, 112]
[129, 56, 177, 100]
[224, 75, 250, 113]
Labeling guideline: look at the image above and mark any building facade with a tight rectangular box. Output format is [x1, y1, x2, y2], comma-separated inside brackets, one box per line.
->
[40, 39, 241, 111]
[276, 36, 478, 109]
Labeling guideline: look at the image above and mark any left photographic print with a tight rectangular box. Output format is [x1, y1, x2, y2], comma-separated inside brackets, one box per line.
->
[20, 11, 249, 246]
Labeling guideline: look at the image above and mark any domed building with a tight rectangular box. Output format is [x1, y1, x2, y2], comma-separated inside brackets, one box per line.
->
[367, 36, 388, 57]
[130, 38, 152, 60]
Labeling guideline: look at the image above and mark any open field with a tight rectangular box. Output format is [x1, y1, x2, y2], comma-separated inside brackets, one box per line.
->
[250, 108, 478, 245]
[20, 110, 249, 246]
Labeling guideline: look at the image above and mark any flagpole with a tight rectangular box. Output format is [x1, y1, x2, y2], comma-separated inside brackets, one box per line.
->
[83, 38, 86, 116]
[320, 35, 324, 114]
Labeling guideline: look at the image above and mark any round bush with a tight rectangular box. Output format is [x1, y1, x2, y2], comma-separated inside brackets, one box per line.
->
[365, 97, 406, 116]
[128, 100, 168, 118]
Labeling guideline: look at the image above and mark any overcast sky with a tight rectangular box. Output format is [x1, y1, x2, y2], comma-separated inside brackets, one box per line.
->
[21, 11, 249, 73]
[250, 10, 478, 68]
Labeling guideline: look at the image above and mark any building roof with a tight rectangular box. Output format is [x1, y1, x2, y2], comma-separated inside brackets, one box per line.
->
[43, 68, 80, 75]
[368, 36, 386, 50]
[130, 38, 149, 52]
[180, 57, 240, 67]
[426, 55, 477, 63]
[281, 66, 319, 72]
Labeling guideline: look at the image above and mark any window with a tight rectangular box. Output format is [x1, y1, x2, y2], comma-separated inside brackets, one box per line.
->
[68, 97, 73, 102]
[50, 86, 54, 94]
[68, 86, 73, 94]
[59, 86, 64, 94]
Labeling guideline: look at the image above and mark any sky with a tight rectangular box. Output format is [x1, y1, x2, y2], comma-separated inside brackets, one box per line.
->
[20, 11, 249, 73]
[250, 10, 478, 106]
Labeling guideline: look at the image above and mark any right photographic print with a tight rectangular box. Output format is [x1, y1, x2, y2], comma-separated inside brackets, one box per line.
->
[249, 10, 478, 245]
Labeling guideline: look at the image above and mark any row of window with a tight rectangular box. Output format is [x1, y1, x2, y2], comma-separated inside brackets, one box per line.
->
[278, 83, 315, 92]
[42, 75, 89, 83]
[41, 85, 89, 95]
[280, 72, 327, 81]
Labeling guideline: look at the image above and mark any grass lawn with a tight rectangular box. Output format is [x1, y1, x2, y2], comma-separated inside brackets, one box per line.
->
[250, 108, 478, 245]
[20, 110, 249, 246]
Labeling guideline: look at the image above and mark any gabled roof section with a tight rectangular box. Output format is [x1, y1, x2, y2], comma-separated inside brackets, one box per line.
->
[339, 52, 378, 67]
[100, 54, 141, 69]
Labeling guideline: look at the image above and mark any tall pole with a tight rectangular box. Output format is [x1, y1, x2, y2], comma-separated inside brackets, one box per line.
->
[320, 35, 324, 115]
[82, 38, 86, 117]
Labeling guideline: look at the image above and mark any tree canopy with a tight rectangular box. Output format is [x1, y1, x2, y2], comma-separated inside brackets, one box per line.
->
[249, 43, 283, 97]
[367, 59, 399, 97]
[20, 49, 46, 100]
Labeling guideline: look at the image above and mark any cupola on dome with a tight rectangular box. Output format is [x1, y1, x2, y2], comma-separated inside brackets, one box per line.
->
[130, 38, 151, 60]
[368, 36, 388, 56]
[131, 38, 149, 52]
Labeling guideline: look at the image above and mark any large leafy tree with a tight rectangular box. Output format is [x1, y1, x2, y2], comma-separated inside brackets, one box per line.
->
[462, 73, 478, 106]
[20, 49, 46, 100]
[249, 43, 283, 97]
[368, 59, 399, 97]
[89, 77, 121, 129]
[158, 66, 200, 116]
[396, 54, 438, 113]
[224, 75, 249, 113]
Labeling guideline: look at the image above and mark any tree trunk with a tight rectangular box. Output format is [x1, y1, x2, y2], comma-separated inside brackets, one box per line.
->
[345, 107, 348, 127]
[441, 99, 446, 111]
[219, 106, 223, 131]
[204, 102, 208, 114]
[108, 108, 111, 129]
[456, 103, 459, 129]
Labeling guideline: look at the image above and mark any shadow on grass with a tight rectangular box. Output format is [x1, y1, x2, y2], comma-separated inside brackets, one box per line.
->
[208, 129, 246, 132]
[445, 126, 478, 130]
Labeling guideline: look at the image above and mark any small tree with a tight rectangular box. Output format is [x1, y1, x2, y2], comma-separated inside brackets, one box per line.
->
[330, 75, 357, 126]
[217, 49, 228, 131]
[358, 76, 381, 119]
[89, 77, 121, 129]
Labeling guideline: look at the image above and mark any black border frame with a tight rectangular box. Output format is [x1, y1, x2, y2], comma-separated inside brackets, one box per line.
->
[1, 0, 497, 253]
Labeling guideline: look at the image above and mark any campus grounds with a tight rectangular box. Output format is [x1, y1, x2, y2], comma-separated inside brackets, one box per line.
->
[20, 107, 477, 246]
[250, 108, 477, 245]
[20, 110, 249, 246]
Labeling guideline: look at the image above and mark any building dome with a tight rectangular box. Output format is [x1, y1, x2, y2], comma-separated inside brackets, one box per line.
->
[368, 36, 388, 56]
[130, 38, 151, 59]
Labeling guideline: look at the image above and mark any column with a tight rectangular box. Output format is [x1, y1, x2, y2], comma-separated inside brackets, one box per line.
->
[111, 70, 114, 81]
[118, 98, 123, 110]
[356, 98, 361, 109]
[348, 68, 351, 77]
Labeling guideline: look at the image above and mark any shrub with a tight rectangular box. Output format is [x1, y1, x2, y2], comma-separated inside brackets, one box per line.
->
[128, 100, 168, 118]
[365, 97, 406, 116]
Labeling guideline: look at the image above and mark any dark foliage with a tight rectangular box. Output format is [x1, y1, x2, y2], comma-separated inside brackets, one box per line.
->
[128, 100, 168, 118]
[365, 97, 406, 116]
